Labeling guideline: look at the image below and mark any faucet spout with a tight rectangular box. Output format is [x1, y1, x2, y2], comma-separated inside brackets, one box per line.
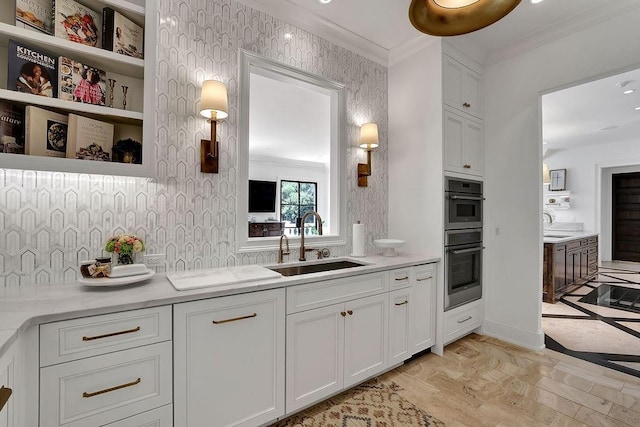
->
[299, 211, 323, 261]
[278, 234, 290, 263]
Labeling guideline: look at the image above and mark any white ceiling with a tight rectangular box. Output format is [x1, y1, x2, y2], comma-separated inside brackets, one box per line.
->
[239, 0, 640, 159]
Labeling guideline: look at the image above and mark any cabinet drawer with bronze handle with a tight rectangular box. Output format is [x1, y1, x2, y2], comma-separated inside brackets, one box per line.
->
[390, 268, 411, 289]
[40, 305, 172, 367]
[40, 341, 172, 427]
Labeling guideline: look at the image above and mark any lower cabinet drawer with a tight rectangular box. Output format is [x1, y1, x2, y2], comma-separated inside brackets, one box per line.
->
[444, 301, 482, 345]
[40, 341, 172, 427]
[104, 404, 172, 427]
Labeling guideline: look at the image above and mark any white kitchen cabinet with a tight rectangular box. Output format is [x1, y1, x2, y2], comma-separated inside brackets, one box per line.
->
[0, 346, 14, 427]
[104, 404, 172, 427]
[174, 288, 286, 427]
[40, 341, 172, 427]
[444, 109, 484, 177]
[443, 54, 483, 120]
[388, 288, 412, 365]
[444, 298, 483, 345]
[286, 292, 388, 412]
[411, 265, 436, 354]
[0, 0, 156, 177]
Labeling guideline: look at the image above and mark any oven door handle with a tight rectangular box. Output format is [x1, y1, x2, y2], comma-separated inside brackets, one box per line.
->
[449, 246, 485, 255]
[450, 195, 485, 201]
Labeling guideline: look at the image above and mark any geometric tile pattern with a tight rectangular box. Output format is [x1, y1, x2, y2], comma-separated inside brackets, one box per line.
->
[0, 0, 388, 287]
[543, 266, 640, 379]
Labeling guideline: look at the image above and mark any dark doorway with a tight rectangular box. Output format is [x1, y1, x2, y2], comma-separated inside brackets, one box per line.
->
[612, 172, 640, 262]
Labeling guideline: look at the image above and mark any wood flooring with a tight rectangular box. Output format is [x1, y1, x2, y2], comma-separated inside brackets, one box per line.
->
[378, 334, 640, 426]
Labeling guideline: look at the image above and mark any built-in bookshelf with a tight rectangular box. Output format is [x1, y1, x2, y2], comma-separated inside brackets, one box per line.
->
[0, 0, 156, 178]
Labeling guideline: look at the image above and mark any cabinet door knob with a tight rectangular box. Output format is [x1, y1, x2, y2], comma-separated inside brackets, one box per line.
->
[463, 102, 471, 108]
[463, 164, 471, 169]
[341, 311, 347, 317]
[347, 310, 353, 316]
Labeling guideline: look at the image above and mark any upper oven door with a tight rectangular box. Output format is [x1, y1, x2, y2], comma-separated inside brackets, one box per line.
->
[445, 192, 483, 229]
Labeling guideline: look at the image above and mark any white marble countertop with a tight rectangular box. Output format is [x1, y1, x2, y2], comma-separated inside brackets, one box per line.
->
[543, 231, 599, 244]
[0, 253, 439, 357]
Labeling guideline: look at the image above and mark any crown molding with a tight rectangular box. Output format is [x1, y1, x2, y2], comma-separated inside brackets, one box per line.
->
[486, 0, 640, 66]
[236, 0, 389, 66]
[388, 35, 438, 67]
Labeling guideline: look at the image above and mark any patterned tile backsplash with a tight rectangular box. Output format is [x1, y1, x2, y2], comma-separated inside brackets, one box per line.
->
[0, 0, 388, 287]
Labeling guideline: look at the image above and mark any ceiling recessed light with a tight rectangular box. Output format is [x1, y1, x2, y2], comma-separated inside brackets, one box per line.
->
[318, 0, 332, 4]
[624, 89, 635, 94]
[635, 106, 640, 111]
[531, 0, 544, 4]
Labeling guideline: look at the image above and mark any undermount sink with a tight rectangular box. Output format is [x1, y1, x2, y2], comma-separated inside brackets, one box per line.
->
[268, 260, 367, 277]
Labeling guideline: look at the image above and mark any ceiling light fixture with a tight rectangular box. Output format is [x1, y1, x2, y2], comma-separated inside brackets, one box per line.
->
[409, 0, 522, 36]
[623, 89, 635, 94]
[318, 0, 332, 4]
[635, 106, 640, 111]
[531, 0, 543, 4]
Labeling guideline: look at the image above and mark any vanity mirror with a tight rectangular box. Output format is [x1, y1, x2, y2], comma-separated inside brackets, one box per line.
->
[236, 50, 347, 252]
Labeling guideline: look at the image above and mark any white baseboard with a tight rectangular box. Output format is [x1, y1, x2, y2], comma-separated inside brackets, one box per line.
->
[481, 318, 545, 351]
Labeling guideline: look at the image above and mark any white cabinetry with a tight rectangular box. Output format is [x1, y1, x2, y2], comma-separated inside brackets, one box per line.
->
[443, 54, 482, 120]
[444, 109, 483, 177]
[411, 264, 436, 353]
[286, 273, 389, 413]
[444, 298, 483, 345]
[388, 287, 411, 365]
[174, 288, 286, 427]
[39, 307, 173, 427]
[0, 0, 156, 177]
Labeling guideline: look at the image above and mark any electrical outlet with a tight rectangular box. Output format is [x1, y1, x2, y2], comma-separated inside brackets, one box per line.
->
[144, 254, 165, 266]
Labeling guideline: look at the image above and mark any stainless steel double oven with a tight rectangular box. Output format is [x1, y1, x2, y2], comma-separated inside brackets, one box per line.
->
[444, 177, 484, 311]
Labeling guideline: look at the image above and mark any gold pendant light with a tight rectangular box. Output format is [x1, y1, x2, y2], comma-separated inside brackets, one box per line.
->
[409, 0, 522, 36]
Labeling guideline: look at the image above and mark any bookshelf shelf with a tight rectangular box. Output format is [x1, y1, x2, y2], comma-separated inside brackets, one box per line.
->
[0, 0, 156, 178]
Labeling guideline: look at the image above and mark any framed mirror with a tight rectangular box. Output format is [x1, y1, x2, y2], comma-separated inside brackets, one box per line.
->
[236, 50, 347, 252]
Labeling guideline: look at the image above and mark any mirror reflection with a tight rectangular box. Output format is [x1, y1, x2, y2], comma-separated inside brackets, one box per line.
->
[237, 50, 346, 251]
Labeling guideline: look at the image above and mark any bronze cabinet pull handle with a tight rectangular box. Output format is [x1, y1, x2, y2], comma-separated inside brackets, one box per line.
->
[463, 102, 471, 108]
[82, 378, 141, 398]
[395, 300, 409, 306]
[212, 313, 257, 324]
[0, 386, 12, 412]
[416, 276, 433, 281]
[395, 276, 409, 281]
[83, 326, 141, 341]
[458, 316, 473, 324]
[463, 164, 471, 169]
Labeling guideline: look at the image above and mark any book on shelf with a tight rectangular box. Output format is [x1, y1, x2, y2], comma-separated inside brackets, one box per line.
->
[25, 106, 68, 158]
[0, 101, 26, 154]
[53, 0, 102, 48]
[57, 56, 107, 105]
[102, 7, 144, 59]
[15, 0, 54, 34]
[67, 114, 114, 161]
[112, 123, 142, 164]
[7, 40, 58, 98]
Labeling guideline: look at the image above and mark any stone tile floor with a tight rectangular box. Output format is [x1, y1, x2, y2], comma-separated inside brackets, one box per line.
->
[542, 262, 640, 379]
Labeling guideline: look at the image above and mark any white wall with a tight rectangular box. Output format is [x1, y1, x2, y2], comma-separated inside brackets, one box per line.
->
[544, 138, 640, 231]
[483, 8, 640, 350]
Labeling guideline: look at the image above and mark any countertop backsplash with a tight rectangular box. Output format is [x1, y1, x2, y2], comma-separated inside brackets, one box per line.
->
[0, 0, 388, 287]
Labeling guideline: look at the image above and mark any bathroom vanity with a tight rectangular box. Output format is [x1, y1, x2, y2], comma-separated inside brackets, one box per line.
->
[0, 254, 438, 427]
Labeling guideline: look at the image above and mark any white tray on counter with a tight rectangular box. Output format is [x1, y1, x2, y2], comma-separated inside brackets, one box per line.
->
[79, 269, 155, 287]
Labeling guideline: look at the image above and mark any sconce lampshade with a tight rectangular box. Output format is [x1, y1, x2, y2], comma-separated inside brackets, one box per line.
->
[199, 80, 228, 120]
[409, 0, 522, 36]
[359, 123, 379, 150]
[543, 163, 551, 184]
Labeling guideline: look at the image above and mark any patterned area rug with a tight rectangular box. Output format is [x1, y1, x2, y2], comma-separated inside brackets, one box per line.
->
[272, 379, 445, 426]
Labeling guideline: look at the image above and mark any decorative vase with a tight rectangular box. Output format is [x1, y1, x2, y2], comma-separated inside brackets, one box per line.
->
[117, 253, 134, 265]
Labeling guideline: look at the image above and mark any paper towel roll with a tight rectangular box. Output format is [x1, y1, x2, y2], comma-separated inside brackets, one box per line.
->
[351, 223, 365, 257]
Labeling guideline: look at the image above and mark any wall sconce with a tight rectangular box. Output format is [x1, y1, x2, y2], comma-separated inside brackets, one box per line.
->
[543, 163, 550, 184]
[409, 0, 521, 36]
[357, 123, 379, 187]
[199, 80, 228, 173]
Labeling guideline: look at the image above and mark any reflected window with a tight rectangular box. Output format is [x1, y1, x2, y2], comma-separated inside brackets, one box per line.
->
[280, 180, 318, 234]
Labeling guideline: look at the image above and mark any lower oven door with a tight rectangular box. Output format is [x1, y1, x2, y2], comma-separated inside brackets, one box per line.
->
[445, 243, 483, 310]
